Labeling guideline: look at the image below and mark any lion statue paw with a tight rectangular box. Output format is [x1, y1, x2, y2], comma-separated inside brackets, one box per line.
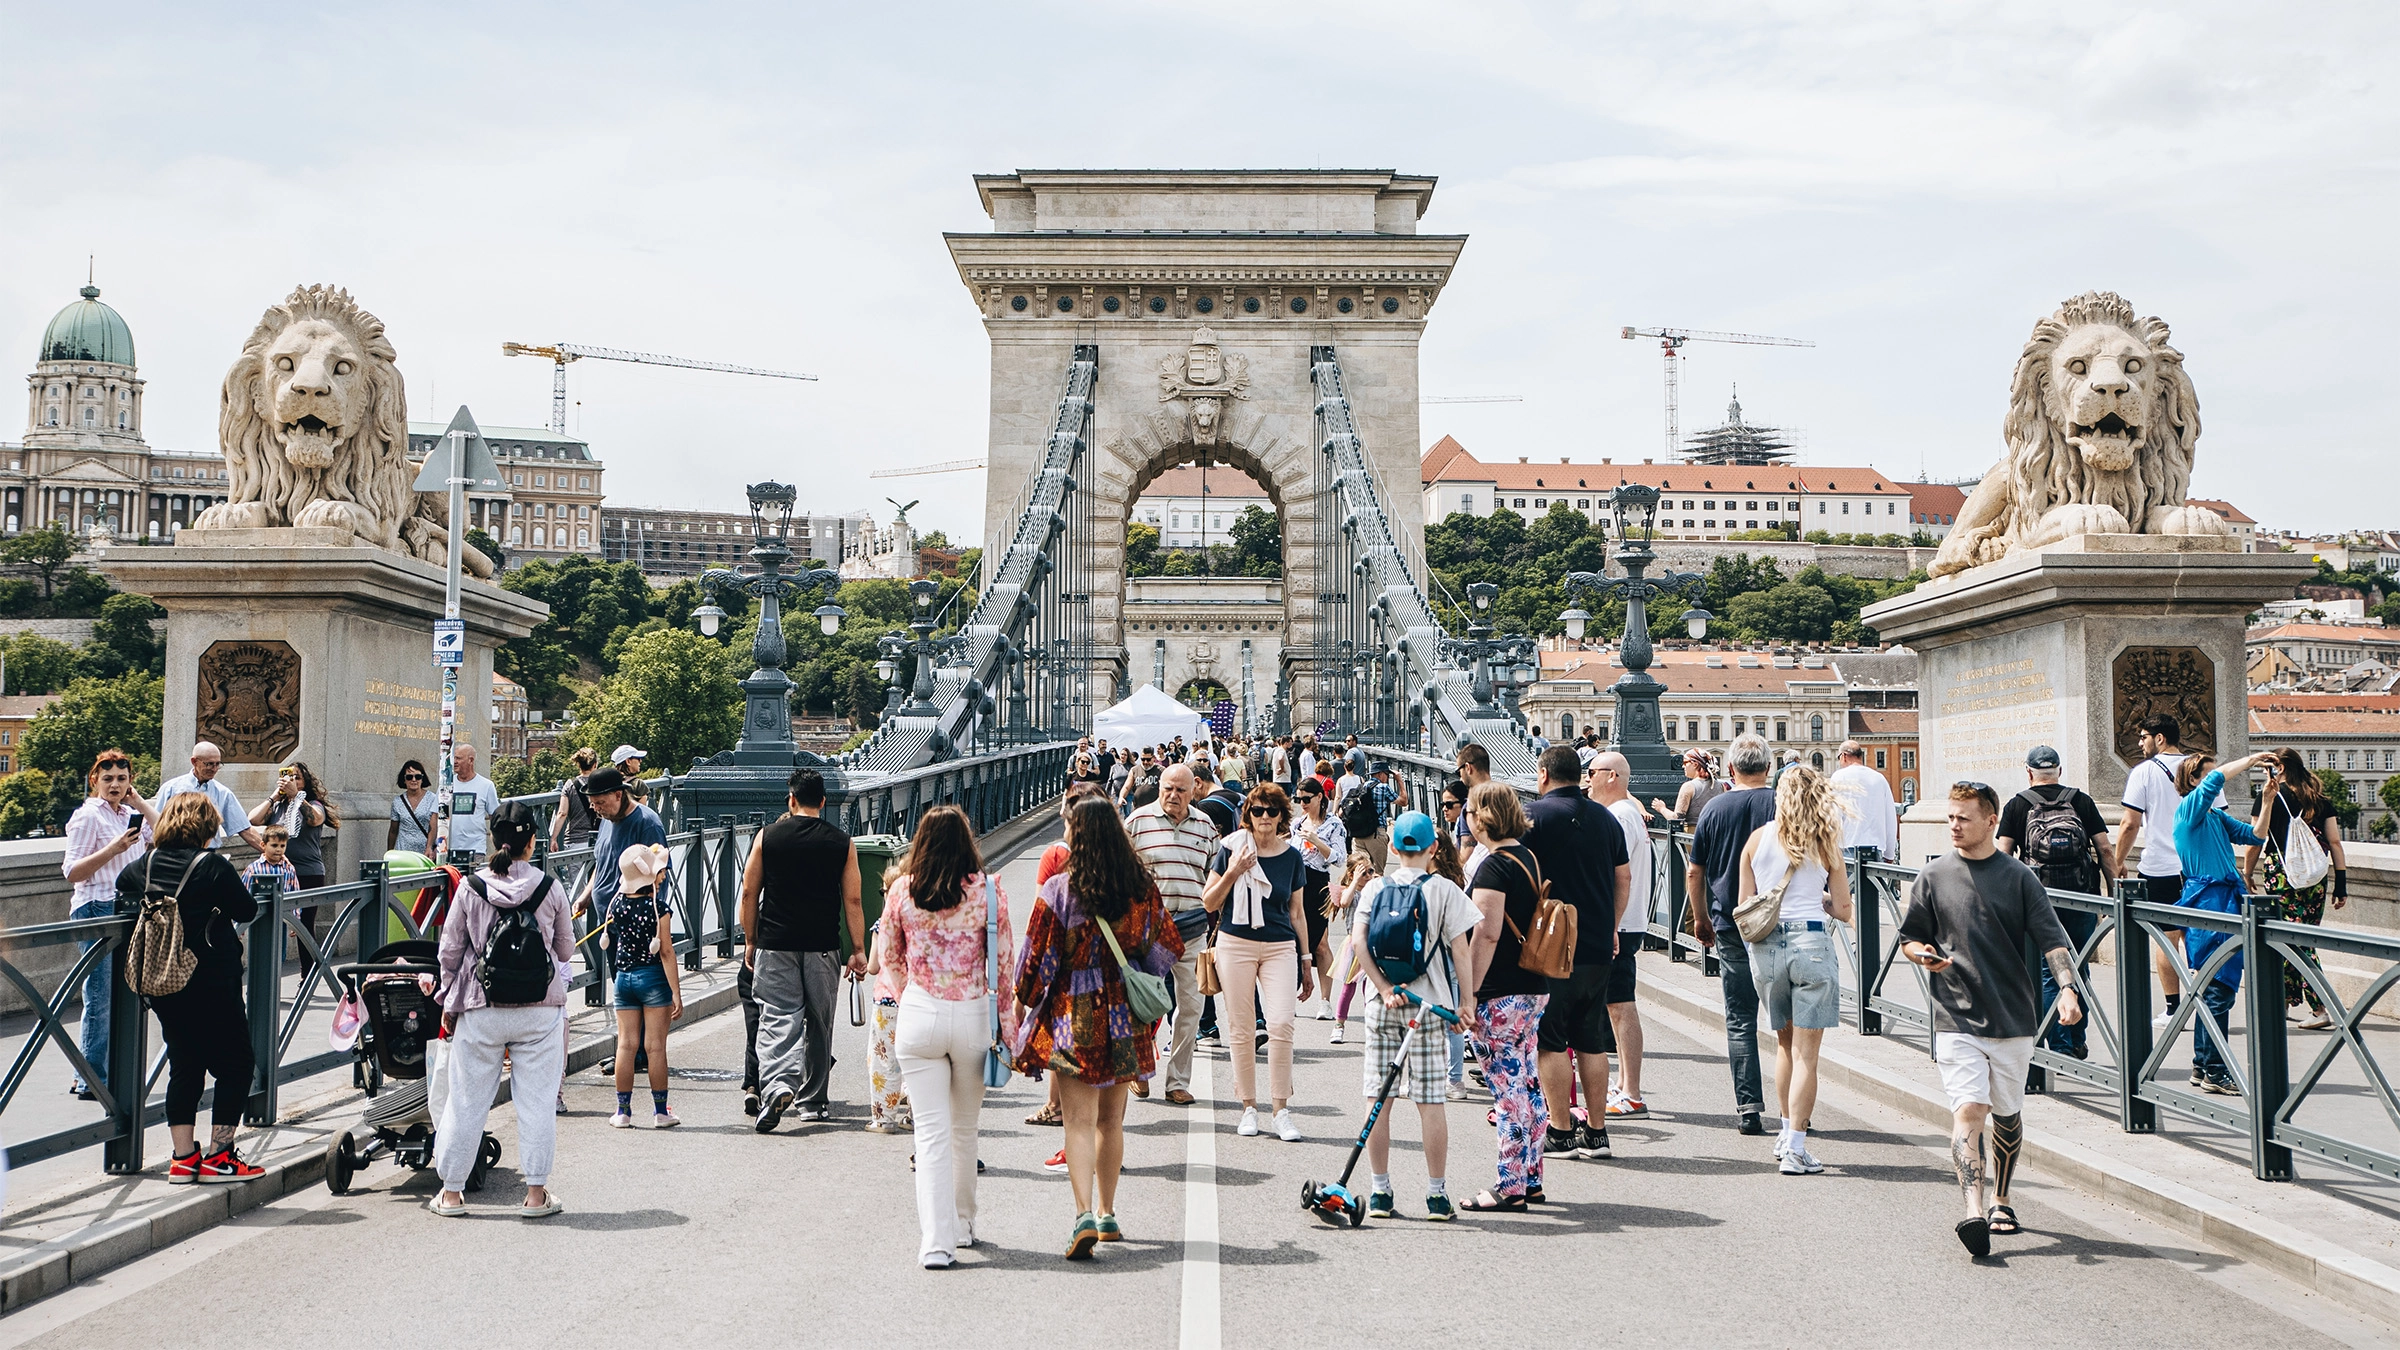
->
[191, 500, 277, 532]
[2028, 502, 2135, 548]
[2145, 504, 2234, 537]
[294, 498, 379, 540]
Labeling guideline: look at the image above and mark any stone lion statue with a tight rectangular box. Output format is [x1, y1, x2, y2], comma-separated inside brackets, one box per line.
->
[191, 285, 492, 578]
[1929, 290, 2230, 578]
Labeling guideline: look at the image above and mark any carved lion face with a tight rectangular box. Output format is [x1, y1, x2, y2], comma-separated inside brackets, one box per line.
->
[2045, 322, 2154, 473]
[1190, 395, 1222, 444]
[262, 319, 371, 470]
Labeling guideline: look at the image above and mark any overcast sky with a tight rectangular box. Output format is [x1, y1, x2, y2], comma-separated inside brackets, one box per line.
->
[3, 1, 2390, 542]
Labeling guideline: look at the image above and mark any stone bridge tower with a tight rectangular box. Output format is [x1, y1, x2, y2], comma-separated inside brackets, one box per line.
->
[947, 170, 1466, 721]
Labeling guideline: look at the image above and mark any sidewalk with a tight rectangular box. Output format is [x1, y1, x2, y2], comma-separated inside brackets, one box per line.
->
[0, 956, 745, 1312]
[1636, 952, 2400, 1326]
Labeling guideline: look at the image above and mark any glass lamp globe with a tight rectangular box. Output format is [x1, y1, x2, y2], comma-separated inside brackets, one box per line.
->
[693, 602, 727, 637]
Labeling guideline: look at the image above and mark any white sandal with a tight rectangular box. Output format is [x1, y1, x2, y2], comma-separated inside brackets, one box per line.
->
[519, 1197, 564, 1218]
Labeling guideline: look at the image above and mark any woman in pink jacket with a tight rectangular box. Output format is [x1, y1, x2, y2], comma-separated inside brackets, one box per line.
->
[431, 802, 576, 1219]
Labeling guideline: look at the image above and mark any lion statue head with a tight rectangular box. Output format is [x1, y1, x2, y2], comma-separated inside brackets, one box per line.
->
[191, 285, 491, 578]
[1929, 290, 2227, 577]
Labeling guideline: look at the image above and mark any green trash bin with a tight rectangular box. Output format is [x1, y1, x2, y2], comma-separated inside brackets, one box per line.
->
[844, 834, 907, 964]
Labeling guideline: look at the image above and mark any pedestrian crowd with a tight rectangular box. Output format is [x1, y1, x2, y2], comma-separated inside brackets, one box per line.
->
[77, 713, 2353, 1263]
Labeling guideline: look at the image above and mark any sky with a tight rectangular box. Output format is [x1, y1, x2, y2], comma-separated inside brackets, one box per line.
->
[3, 1, 2392, 543]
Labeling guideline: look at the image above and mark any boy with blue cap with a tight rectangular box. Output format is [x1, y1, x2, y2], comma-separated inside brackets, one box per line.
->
[1347, 809, 1480, 1221]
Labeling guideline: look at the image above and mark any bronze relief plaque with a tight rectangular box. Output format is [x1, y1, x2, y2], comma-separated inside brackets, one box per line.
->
[196, 640, 302, 763]
[2112, 646, 2213, 763]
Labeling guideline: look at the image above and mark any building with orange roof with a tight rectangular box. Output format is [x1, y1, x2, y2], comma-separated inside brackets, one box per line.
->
[1899, 481, 1970, 541]
[2247, 692, 2400, 838]
[1131, 464, 1273, 549]
[1422, 436, 1914, 542]
[2246, 622, 2400, 685]
[0, 694, 57, 776]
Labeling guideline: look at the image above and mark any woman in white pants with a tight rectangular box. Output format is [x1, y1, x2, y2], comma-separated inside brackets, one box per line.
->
[432, 803, 575, 1218]
[880, 806, 1017, 1268]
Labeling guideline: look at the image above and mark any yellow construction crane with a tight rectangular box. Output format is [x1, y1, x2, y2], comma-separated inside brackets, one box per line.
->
[1621, 326, 1812, 461]
[501, 342, 818, 434]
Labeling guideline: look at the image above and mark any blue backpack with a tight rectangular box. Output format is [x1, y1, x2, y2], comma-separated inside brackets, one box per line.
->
[1364, 876, 1432, 985]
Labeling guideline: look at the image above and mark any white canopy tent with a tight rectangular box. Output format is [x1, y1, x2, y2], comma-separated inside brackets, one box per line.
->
[1091, 683, 1210, 749]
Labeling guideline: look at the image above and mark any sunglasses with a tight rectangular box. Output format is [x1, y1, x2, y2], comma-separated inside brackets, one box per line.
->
[1440, 800, 1463, 811]
[1248, 806, 1286, 818]
[403, 773, 426, 782]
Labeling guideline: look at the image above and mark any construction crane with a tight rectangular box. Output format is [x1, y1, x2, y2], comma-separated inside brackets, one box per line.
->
[1620, 327, 1813, 461]
[869, 457, 986, 479]
[501, 342, 819, 434]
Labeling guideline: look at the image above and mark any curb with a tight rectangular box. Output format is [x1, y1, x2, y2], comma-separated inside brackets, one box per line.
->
[0, 973, 746, 1317]
[1635, 961, 2400, 1328]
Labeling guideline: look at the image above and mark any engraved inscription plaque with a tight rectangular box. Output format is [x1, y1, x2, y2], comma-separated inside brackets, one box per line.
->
[196, 639, 302, 763]
[2113, 646, 2214, 762]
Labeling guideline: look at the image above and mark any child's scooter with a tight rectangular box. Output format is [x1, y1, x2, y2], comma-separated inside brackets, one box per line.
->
[1301, 987, 1459, 1226]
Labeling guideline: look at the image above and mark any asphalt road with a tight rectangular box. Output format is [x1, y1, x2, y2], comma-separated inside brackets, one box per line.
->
[4, 825, 2389, 1350]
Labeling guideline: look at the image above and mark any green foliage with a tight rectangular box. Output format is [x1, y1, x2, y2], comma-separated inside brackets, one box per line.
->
[78, 592, 165, 681]
[2317, 769, 2362, 829]
[1726, 528, 1797, 542]
[0, 633, 83, 695]
[464, 527, 505, 571]
[1124, 521, 1160, 574]
[0, 770, 55, 839]
[3, 526, 77, 600]
[1160, 550, 1196, 576]
[1228, 505, 1284, 577]
[2380, 774, 2400, 818]
[916, 530, 949, 551]
[491, 745, 580, 799]
[17, 672, 165, 832]
[2372, 814, 2397, 842]
[496, 555, 659, 708]
[575, 628, 743, 773]
[1424, 504, 1617, 638]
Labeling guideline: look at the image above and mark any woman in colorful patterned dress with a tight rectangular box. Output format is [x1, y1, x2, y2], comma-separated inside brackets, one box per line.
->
[1462, 782, 1550, 1211]
[1012, 795, 1183, 1260]
[2243, 748, 2349, 1031]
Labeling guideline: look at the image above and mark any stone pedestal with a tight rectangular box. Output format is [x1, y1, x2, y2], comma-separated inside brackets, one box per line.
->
[1861, 535, 2314, 865]
[100, 530, 548, 883]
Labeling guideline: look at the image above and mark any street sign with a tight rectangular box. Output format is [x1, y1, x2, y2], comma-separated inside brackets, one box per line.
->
[412, 405, 504, 493]
[434, 619, 465, 667]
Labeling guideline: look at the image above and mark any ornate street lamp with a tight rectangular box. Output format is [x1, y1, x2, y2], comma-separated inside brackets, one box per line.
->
[693, 481, 845, 759]
[1437, 581, 1538, 722]
[1560, 484, 1714, 801]
[882, 576, 971, 720]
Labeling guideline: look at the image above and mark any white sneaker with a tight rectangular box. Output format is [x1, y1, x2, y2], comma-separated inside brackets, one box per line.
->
[1330, 1025, 1346, 1044]
[653, 1110, 681, 1129]
[2151, 1011, 2176, 1031]
[1315, 1000, 1332, 1021]
[1445, 1082, 1468, 1102]
[1274, 1109, 1303, 1142]
[609, 1111, 632, 1129]
[1780, 1144, 1823, 1175]
[1238, 1106, 1260, 1137]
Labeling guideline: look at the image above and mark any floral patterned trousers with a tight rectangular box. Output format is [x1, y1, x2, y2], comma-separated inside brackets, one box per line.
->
[1474, 994, 1548, 1198]
[2260, 848, 2330, 1015]
[870, 1000, 913, 1130]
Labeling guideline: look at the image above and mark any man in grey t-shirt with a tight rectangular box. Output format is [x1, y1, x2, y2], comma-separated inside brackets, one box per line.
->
[1899, 781, 2080, 1259]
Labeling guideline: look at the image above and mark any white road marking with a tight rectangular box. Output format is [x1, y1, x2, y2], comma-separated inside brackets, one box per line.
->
[1178, 1050, 1220, 1350]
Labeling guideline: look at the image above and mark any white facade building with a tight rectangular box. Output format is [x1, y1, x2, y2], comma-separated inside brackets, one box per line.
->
[1130, 465, 1273, 548]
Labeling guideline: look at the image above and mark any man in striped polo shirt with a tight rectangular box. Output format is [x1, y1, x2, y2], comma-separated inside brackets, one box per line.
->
[1130, 763, 1220, 1105]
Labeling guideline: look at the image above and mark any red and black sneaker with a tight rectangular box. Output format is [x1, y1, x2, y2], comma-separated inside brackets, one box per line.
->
[196, 1146, 265, 1184]
[166, 1149, 204, 1185]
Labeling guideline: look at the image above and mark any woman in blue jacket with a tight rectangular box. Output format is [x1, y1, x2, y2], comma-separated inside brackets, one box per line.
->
[2172, 750, 2272, 1094]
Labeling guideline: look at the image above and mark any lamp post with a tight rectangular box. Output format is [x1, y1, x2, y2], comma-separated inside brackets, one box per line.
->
[692, 481, 845, 758]
[881, 577, 970, 720]
[1559, 484, 1713, 802]
[1438, 581, 1538, 722]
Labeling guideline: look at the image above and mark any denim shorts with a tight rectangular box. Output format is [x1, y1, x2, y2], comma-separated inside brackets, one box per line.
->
[1749, 924, 1840, 1031]
[614, 961, 673, 1008]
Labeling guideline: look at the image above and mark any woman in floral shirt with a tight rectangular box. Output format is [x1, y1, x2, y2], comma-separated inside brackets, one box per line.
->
[1012, 796, 1182, 1260]
[880, 807, 1018, 1269]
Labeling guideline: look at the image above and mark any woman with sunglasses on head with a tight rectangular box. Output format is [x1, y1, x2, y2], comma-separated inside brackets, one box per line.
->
[388, 760, 437, 857]
[1200, 782, 1314, 1142]
[251, 760, 336, 975]
[62, 749, 157, 1100]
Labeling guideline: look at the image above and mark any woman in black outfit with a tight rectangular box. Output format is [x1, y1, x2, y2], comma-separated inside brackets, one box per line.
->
[120, 794, 263, 1185]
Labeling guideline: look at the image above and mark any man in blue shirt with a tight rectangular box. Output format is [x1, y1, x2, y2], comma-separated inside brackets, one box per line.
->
[1687, 735, 1778, 1136]
[575, 765, 669, 941]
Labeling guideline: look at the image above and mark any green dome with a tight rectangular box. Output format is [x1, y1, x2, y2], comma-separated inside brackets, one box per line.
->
[41, 285, 134, 366]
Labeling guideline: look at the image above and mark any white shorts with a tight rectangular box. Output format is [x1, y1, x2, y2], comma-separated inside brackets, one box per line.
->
[1933, 1033, 2033, 1116]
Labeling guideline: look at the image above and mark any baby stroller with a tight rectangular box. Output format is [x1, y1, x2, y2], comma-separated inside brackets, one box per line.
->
[324, 939, 501, 1196]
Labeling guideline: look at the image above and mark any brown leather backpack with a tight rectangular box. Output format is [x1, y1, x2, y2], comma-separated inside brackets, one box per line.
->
[1501, 850, 1576, 979]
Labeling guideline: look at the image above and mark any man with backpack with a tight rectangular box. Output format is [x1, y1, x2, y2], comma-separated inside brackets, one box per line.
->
[1524, 745, 1633, 1160]
[1352, 810, 1480, 1221]
[1341, 762, 1400, 872]
[1997, 745, 2114, 1059]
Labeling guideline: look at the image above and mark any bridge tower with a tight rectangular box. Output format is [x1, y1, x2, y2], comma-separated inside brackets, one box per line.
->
[947, 171, 1466, 729]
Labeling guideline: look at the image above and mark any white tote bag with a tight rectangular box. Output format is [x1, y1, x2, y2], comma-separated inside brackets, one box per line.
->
[2273, 791, 2332, 890]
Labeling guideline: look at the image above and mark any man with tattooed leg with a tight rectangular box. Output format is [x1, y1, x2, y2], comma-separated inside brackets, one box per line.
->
[1900, 780, 2081, 1258]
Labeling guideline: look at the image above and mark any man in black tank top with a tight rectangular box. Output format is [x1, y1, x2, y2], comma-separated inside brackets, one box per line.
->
[739, 769, 862, 1131]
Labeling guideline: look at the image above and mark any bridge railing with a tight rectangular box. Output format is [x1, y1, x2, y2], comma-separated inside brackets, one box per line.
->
[1660, 830, 2400, 1187]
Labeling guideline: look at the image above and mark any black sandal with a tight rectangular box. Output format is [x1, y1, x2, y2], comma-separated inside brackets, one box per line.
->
[1525, 1187, 1546, 1205]
[1461, 1191, 1528, 1213]
[1986, 1204, 2020, 1236]
[1955, 1215, 1991, 1258]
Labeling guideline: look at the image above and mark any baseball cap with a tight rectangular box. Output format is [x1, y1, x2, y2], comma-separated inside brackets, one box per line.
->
[611, 744, 648, 765]
[2026, 745, 2062, 770]
[1372, 761, 1394, 776]
[1389, 810, 1438, 853]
